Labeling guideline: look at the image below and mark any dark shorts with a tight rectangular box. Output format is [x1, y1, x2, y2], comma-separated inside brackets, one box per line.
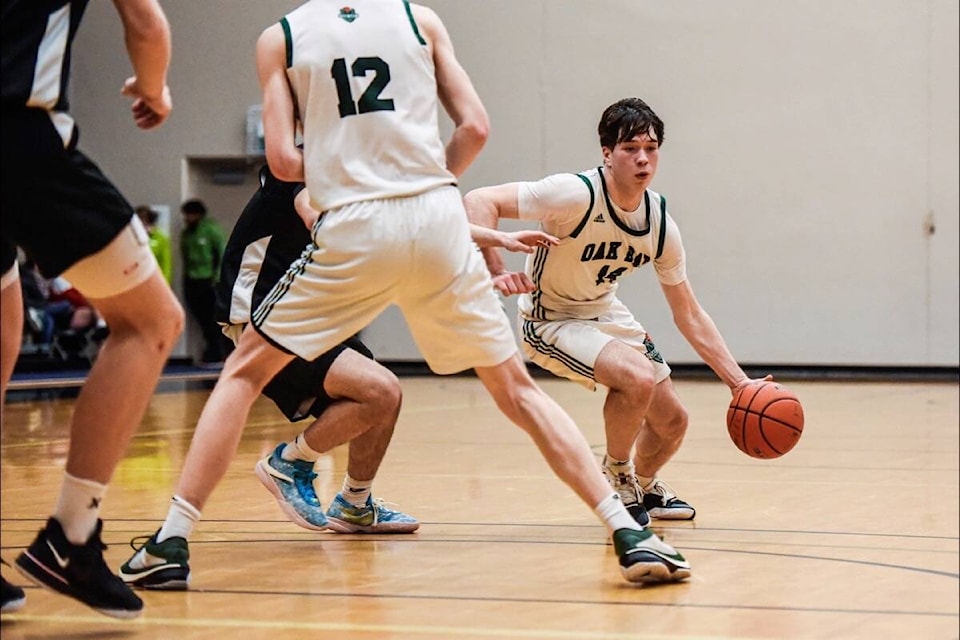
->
[1, 109, 133, 277]
[263, 335, 374, 422]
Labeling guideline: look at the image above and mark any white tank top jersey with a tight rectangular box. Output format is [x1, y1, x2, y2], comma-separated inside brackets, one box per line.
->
[516, 167, 688, 321]
[280, 0, 456, 211]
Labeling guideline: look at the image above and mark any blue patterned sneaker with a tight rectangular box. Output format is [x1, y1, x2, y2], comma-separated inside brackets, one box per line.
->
[612, 527, 691, 584]
[254, 444, 328, 531]
[325, 494, 419, 534]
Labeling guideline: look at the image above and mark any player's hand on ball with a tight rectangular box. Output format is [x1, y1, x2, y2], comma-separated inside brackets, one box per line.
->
[731, 374, 773, 397]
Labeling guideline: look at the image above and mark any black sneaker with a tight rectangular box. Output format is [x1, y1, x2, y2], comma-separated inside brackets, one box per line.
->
[15, 517, 142, 619]
[601, 459, 651, 527]
[1, 569, 26, 613]
[118, 530, 190, 590]
[641, 479, 696, 520]
[612, 527, 691, 583]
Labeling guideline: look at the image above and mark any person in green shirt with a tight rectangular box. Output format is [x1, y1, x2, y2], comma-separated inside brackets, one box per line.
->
[135, 206, 172, 285]
[180, 198, 228, 365]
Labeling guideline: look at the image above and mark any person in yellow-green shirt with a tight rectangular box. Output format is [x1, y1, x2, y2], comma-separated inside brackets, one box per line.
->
[135, 206, 172, 284]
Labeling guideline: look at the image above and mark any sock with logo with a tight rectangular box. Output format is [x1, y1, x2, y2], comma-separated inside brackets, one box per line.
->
[341, 474, 373, 507]
[157, 495, 202, 543]
[54, 472, 107, 544]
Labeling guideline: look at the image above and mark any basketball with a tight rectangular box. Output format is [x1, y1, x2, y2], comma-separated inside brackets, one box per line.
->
[726, 381, 804, 459]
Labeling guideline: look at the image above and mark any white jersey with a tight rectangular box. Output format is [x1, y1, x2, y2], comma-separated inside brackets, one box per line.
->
[281, 0, 455, 211]
[517, 167, 687, 321]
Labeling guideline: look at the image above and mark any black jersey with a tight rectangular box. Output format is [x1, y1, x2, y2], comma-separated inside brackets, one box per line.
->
[215, 165, 311, 329]
[216, 165, 374, 422]
[2, 1, 89, 128]
[1, 0, 135, 278]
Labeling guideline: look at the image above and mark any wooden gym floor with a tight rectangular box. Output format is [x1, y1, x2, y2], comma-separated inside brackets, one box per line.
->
[1, 376, 957, 639]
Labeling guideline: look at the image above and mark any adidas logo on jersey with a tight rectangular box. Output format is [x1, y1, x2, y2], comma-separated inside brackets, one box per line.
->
[593, 214, 605, 223]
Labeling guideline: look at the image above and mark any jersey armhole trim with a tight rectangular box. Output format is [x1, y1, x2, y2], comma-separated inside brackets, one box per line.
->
[655, 194, 667, 259]
[569, 173, 595, 239]
[280, 18, 293, 67]
[402, 1, 427, 45]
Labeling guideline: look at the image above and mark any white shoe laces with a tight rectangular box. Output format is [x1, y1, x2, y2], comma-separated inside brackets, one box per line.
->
[648, 479, 678, 502]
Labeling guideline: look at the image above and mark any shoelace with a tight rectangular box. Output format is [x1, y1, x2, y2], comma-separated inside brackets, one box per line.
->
[127, 535, 153, 552]
[293, 469, 321, 506]
[649, 479, 679, 503]
[607, 470, 643, 503]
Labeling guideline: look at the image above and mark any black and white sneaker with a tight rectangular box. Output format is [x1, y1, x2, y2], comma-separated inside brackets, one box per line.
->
[642, 479, 696, 520]
[15, 517, 143, 619]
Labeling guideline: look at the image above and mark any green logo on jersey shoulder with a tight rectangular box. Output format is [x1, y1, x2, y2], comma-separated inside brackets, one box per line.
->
[338, 7, 358, 22]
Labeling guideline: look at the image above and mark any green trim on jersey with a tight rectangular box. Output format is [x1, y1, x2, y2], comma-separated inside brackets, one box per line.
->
[402, 0, 427, 45]
[280, 17, 293, 67]
[569, 173, 595, 239]
[655, 195, 667, 259]
[598, 167, 652, 238]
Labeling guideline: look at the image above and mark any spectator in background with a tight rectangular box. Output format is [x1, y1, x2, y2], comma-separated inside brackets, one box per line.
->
[179, 199, 228, 366]
[135, 206, 172, 284]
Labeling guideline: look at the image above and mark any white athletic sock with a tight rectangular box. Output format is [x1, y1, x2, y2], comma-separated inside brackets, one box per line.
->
[54, 473, 107, 545]
[594, 492, 642, 532]
[282, 434, 320, 463]
[157, 495, 202, 543]
[341, 474, 373, 507]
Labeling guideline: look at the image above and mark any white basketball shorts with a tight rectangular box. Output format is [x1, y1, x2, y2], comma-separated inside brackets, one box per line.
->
[519, 297, 671, 390]
[252, 186, 518, 374]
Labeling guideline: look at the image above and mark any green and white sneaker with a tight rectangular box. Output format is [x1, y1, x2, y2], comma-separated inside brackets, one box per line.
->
[118, 531, 190, 590]
[325, 494, 419, 534]
[613, 527, 691, 583]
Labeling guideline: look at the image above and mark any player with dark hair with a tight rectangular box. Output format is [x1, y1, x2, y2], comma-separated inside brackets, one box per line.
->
[465, 97, 769, 526]
[120, 3, 691, 586]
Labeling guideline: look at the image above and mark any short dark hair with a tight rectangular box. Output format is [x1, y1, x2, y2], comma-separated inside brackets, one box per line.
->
[598, 98, 665, 150]
[181, 199, 207, 216]
[135, 205, 159, 225]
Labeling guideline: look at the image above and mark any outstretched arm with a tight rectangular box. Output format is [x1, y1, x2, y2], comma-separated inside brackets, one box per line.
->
[470, 226, 558, 253]
[113, 0, 172, 129]
[464, 184, 549, 296]
[661, 280, 770, 395]
[463, 183, 524, 277]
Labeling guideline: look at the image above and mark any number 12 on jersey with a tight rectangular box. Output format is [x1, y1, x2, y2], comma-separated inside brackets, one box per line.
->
[331, 57, 395, 117]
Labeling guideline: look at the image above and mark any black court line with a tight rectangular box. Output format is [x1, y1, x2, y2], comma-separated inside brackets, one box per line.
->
[5, 582, 953, 619]
[3, 517, 958, 541]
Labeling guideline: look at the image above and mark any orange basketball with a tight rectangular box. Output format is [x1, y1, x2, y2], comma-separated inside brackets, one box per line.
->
[726, 381, 804, 459]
